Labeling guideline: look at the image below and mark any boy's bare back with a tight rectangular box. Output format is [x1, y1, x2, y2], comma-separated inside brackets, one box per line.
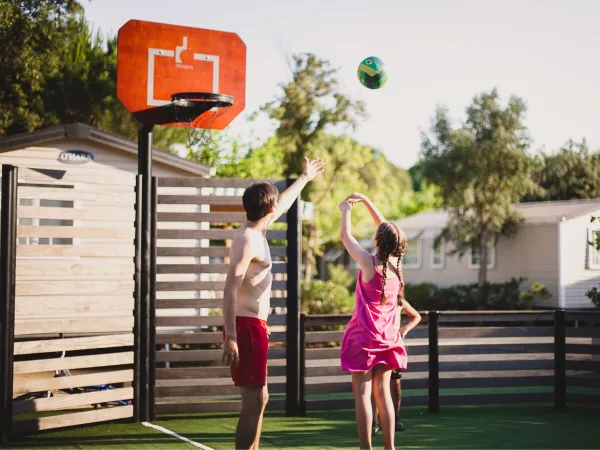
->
[232, 226, 273, 321]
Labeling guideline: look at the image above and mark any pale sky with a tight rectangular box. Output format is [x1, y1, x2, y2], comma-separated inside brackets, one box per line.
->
[83, 0, 600, 169]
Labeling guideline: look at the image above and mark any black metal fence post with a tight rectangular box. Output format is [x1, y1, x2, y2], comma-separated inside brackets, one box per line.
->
[285, 179, 302, 417]
[299, 313, 307, 417]
[133, 175, 143, 422]
[428, 311, 440, 412]
[554, 309, 566, 409]
[0, 165, 18, 443]
[149, 176, 158, 421]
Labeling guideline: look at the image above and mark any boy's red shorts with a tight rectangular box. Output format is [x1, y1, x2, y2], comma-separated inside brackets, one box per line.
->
[223, 316, 269, 387]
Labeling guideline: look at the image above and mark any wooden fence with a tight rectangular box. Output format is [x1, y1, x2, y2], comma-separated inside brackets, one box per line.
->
[300, 310, 600, 413]
[0, 165, 137, 438]
[154, 178, 300, 414]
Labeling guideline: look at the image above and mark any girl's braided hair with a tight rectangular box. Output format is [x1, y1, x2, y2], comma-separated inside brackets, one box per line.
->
[375, 222, 407, 305]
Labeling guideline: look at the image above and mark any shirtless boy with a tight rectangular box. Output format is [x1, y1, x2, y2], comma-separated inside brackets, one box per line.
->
[222, 157, 324, 450]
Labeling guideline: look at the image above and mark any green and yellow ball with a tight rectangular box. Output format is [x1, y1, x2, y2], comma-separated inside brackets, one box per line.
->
[357, 56, 388, 90]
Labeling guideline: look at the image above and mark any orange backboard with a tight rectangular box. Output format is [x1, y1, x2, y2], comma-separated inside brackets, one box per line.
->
[117, 20, 246, 129]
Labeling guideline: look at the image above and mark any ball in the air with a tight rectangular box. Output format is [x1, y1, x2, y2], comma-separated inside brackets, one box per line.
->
[357, 56, 388, 90]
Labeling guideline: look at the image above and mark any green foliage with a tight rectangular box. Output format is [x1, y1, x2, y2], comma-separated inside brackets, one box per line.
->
[260, 53, 367, 176]
[186, 135, 285, 179]
[420, 88, 542, 290]
[326, 264, 355, 291]
[301, 280, 354, 315]
[524, 139, 600, 202]
[1, 0, 84, 134]
[404, 278, 552, 311]
[586, 215, 600, 309]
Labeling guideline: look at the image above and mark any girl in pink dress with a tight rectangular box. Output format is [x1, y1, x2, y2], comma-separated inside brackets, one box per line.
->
[339, 193, 409, 450]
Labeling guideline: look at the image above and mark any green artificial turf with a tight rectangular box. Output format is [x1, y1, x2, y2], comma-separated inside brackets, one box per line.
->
[6, 404, 600, 449]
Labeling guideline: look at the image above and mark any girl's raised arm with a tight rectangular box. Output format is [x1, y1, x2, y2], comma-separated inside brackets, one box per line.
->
[345, 193, 385, 227]
[339, 201, 372, 271]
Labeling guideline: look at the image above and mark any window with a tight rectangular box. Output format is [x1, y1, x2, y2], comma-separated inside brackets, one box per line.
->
[469, 238, 495, 269]
[430, 239, 445, 269]
[588, 230, 600, 270]
[17, 196, 74, 246]
[403, 238, 421, 269]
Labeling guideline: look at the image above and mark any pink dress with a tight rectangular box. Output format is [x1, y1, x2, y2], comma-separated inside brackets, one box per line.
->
[340, 256, 408, 372]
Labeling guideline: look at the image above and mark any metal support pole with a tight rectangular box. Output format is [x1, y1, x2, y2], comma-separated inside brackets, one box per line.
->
[428, 311, 440, 413]
[133, 175, 142, 422]
[285, 179, 302, 417]
[1, 165, 18, 443]
[149, 176, 158, 421]
[137, 124, 153, 422]
[299, 313, 307, 417]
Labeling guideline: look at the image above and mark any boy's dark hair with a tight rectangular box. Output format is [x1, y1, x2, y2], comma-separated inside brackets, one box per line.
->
[242, 182, 279, 221]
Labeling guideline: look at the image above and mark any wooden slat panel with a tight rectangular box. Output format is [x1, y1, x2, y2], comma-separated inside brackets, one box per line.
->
[156, 382, 286, 397]
[158, 212, 286, 223]
[440, 343, 554, 356]
[17, 261, 134, 278]
[156, 399, 285, 414]
[567, 376, 600, 388]
[14, 352, 133, 374]
[157, 178, 286, 189]
[566, 344, 600, 355]
[157, 263, 286, 274]
[157, 246, 287, 258]
[306, 331, 345, 344]
[156, 280, 287, 291]
[439, 327, 553, 339]
[18, 186, 135, 205]
[16, 280, 134, 296]
[13, 387, 134, 414]
[305, 396, 428, 411]
[158, 229, 286, 240]
[156, 332, 286, 345]
[306, 348, 341, 360]
[441, 392, 552, 405]
[156, 314, 285, 327]
[17, 245, 135, 258]
[566, 327, 600, 338]
[17, 226, 134, 239]
[14, 369, 134, 395]
[156, 365, 288, 380]
[18, 167, 135, 186]
[156, 348, 286, 362]
[18, 206, 134, 222]
[12, 405, 133, 434]
[15, 317, 133, 335]
[159, 195, 243, 205]
[566, 360, 600, 371]
[439, 312, 554, 323]
[566, 312, 600, 322]
[439, 359, 553, 372]
[440, 376, 553, 389]
[14, 334, 133, 355]
[16, 296, 133, 316]
[567, 393, 600, 405]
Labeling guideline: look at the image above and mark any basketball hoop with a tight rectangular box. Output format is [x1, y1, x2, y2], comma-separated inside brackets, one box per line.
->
[171, 92, 234, 148]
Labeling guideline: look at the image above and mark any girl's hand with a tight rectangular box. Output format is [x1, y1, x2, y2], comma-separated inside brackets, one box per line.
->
[399, 327, 407, 339]
[345, 192, 366, 205]
[339, 201, 352, 211]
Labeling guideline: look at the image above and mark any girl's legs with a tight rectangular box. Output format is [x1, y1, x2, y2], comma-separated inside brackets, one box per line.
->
[371, 394, 379, 433]
[351, 370, 373, 450]
[372, 364, 395, 450]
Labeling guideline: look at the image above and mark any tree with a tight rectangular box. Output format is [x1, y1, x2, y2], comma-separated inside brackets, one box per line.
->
[524, 139, 600, 202]
[420, 89, 541, 296]
[260, 53, 367, 177]
[0, 0, 84, 134]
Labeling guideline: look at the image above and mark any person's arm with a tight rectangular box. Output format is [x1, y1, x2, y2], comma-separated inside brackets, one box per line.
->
[269, 157, 324, 225]
[345, 193, 386, 227]
[222, 233, 254, 369]
[399, 298, 422, 339]
[339, 201, 372, 270]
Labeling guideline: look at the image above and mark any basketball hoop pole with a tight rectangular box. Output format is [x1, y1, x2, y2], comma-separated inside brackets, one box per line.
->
[137, 124, 154, 423]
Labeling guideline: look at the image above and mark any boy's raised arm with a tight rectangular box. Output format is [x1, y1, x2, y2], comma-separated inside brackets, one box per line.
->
[268, 157, 324, 225]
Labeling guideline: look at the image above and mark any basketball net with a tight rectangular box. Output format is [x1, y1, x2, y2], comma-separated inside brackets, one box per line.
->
[172, 96, 233, 148]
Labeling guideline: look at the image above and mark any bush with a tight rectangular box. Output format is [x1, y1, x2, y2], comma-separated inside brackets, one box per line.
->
[301, 280, 354, 315]
[327, 263, 356, 290]
[404, 278, 552, 311]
